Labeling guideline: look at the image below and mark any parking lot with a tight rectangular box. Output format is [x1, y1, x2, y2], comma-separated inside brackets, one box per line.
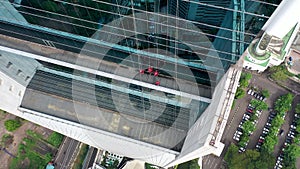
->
[203, 72, 300, 169]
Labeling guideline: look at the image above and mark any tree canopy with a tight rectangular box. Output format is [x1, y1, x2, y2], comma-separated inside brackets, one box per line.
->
[274, 93, 293, 113]
[295, 103, 300, 114]
[250, 99, 268, 111]
[177, 159, 200, 169]
[225, 144, 275, 169]
[4, 119, 21, 132]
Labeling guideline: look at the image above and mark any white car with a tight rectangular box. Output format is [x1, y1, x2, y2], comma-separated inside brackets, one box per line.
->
[255, 110, 262, 116]
[235, 131, 243, 135]
[238, 147, 245, 153]
[291, 125, 296, 129]
[288, 133, 295, 138]
[263, 130, 268, 134]
[288, 131, 295, 135]
[243, 114, 250, 120]
[259, 136, 265, 140]
[233, 135, 240, 141]
[247, 89, 252, 94]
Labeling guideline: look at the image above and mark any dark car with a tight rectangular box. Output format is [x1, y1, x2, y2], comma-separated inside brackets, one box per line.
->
[261, 133, 267, 137]
[286, 137, 292, 144]
[279, 129, 284, 136]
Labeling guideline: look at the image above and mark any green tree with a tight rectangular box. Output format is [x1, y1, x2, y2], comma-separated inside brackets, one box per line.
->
[242, 121, 255, 134]
[241, 72, 252, 81]
[261, 89, 270, 98]
[177, 159, 200, 169]
[224, 144, 239, 166]
[250, 99, 268, 111]
[235, 88, 245, 99]
[238, 135, 249, 147]
[283, 144, 300, 168]
[274, 93, 293, 113]
[239, 72, 252, 88]
[262, 135, 277, 153]
[224, 144, 275, 169]
[4, 119, 21, 132]
[272, 115, 284, 128]
[295, 103, 300, 114]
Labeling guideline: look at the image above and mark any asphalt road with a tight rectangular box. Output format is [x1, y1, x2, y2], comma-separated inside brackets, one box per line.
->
[54, 137, 80, 169]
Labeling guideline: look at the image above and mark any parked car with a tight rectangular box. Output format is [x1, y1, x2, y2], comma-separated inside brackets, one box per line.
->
[238, 147, 245, 153]
[235, 130, 243, 135]
[265, 125, 271, 129]
[238, 122, 244, 128]
[290, 125, 296, 129]
[259, 96, 265, 101]
[286, 137, 292, 144]
[243, 114, 251, 120]
[288, 131, 296, 136]
[233, 135, 240, 141]
[287, 133, 295, 138]
[255, 94, 261, 100]
[263, 130, 269, 134]
[246, 108, 253, 113]
[245, 112, 252, 116]
[247, 89, 252, 95]
[279, 129, 284, 136]
[237, 127, 243, 132]
[258, 139, 264, 143]
[256, 144, 261, 150]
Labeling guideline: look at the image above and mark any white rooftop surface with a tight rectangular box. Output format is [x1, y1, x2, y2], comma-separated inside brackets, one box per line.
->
[122, 160, 145, 169]
[262, 0, 300, 38]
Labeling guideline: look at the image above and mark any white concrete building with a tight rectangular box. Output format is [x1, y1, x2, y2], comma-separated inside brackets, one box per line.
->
[243, 0, 300, 72]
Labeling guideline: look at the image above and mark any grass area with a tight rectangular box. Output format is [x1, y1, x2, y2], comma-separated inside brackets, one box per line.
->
[72, 144, 89, 169]
[9, 130, 62, 169]
[47, 132, 64, 148]
[10, 137, 52, 169]
[269, 64, 294, 81]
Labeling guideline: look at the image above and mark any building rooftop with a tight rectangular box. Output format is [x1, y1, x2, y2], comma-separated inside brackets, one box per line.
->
[21, 70, 195, 151]
[262, 0, 300, 39]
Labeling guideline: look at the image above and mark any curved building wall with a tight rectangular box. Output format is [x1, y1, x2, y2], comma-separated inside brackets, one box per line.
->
[262, 0, 300, 38]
